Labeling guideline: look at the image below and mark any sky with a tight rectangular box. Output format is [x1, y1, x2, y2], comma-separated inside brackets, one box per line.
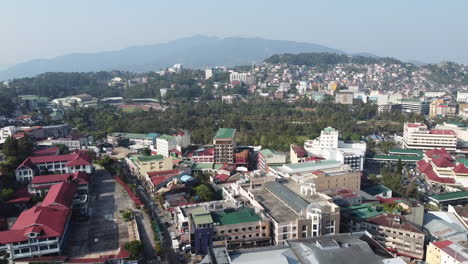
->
[0, 0, 467, 70]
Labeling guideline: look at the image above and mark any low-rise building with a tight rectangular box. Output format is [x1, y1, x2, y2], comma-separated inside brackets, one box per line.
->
[50, 134, 93, 150]
[27, 171, 90, 196]
[201, 232, 406, 264]
[126, 155, 174, 185]
[417, 149, 468, 188]
[233, 179, 340, 246]
[270, 160, 361, 192]
[426, 240, 468, 264]
[188, 148, 214, 163]
[0, 182, 85, 260]
[15, 152, 93, 184]
[257, 149, 287, 172]
[335, 91, 354, 104]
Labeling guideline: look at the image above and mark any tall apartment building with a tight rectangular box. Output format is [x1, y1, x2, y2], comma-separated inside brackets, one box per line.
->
[214, 128, 236, 164]
[457, 91, 468, 103]
[236, 180, 340, 246]
[403, 122, 457, 151]
[304, 127, 366, 170]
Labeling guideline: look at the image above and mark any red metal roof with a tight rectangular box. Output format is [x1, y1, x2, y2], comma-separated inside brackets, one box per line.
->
[147, 169, 184, 178]
[432, 240, 453, 249]
[367, 213, 423, 233]
[432, 157, 455, 168]
[417, 160, 456, 184]
[41, 182, 77, 209]
[215, 173, 231, 182]
[430, 129, 456, 135]
[32, 147, 59, 157]
[453, 163, 468, 174]
[293, 146, 308, 157]
[151, 176, 170, 186]
[30, 171, 89, 185]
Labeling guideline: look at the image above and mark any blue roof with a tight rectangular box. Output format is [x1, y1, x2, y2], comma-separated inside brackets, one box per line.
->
[180, 175, 194, 182]
[145, 133, 160, 140]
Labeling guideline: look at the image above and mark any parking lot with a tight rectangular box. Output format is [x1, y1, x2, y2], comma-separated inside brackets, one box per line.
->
[64, 168, 134, 257]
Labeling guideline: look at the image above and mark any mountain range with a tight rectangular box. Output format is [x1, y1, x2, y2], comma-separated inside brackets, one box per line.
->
[0, 35, 348, 80]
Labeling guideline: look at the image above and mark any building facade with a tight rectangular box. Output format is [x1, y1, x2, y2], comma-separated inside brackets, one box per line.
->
[214, 128, 236, 164]
[403, 123, 457, 151]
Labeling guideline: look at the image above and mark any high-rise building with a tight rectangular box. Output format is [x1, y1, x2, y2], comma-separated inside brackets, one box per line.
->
[214, 128, 236, 164]
[205, 68, 214, 79]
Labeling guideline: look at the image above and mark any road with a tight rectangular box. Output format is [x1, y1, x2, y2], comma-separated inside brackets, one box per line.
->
[121, 161, 184, 264]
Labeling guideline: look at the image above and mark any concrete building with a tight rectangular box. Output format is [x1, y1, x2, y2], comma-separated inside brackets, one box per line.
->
[426, 240, 468, 264]
[436, 121, 468, 148]
[229, 178, 340, 246]
[270, 160, 361, 192]
[15, 153, 93, 184]
[257, 149, 287, 172]
[175, 203, 271, 255]
[156, 134, 177, 157]
[126, 155, 174, 185]
[107, 132, 159, 147]
[205, 68, 214, 79]
[335, 91, 354, 104]
[230, 72, 255, 85]
[429, 100, 458, 118]
[50, 134, 93, 150]
[403, 123, 457, 151]
[28, 171, 90, 197]
[214, 128, 236, 164]
[457, 91, 468, 103]
[399, 98, 429, 114]
[0, 126, 17, 144]
[304, 127, 366, 170]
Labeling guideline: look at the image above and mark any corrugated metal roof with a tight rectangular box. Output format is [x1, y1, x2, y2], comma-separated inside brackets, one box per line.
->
[264, 181, 309, 214]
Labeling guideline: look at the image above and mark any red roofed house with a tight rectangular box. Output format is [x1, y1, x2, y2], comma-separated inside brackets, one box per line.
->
[364, 213, 425, 259]
[31, 147, 60, 157]
[15, 152, 93, 184]
[290, 144, 310, 163]
[0, 182, 82, 260]
[417, 148, 467, 187]
[28, 171, 90, 196]
[188, 148, 214, 163]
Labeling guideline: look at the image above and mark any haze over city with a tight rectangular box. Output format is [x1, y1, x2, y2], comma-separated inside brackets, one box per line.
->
[1, 0, 468, 70]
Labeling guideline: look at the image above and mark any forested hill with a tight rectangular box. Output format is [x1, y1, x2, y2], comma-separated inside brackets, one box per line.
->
[265, 53, 404, 66]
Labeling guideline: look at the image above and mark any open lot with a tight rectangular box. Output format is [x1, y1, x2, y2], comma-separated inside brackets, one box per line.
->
[64, 168, 134, 257]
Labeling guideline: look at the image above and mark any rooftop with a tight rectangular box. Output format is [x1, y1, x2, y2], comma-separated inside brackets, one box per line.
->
[214, 128, 236, 139]
[429, 191, 468, 202]
[109, 132, 148, 140]
[192, 207, 214, 226]
[136, 155, 165, 162]
[282, 160, 342, 173]
[158, 134, 175, 141]
[264, 181, 309, 214]
[363, 185, 392, 196]
[212, 208, 261, 226]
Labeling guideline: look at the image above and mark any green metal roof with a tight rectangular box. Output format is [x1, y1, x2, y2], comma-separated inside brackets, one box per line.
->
[342, 203, 384, 219]
[214, 128, 236, 139]
[388, 149, 424, 157]
[400, 98, 421, 102]
[194, 162, 214, 170]
[369, 154, 421, 161]
[192, 208, 214, 226]
[456, 158, 468, 167]
[110, 132, 148, 139]
[445, 121, 465, 127]
[213, 164, 223, 170]
[259, 149, 283, 157]
[136, 155, 165, 162]
[363, 184, 392, 196]
[212, 208, 261, 226]
[429, 191, 468, 202]
[158, 134, 175, 141]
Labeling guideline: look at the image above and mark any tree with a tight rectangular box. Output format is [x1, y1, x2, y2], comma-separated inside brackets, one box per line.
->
[368, 174, 379, 183]
[0, 188, 14, 202]
[380, 141, 394, 154]
[56, 144, 70, 155]
[124, 240, 143, 260]
[141, 148, 151, 156]
[194, 184, 214, 202]
[2, 136, 19, 157]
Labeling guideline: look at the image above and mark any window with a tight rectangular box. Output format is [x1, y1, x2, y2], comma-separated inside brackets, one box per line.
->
[302, 225, 307, 231]
[283, 227, 288, 232]
[234, 236, 238, 239]
[283, 234, 288, 240]
[262, 226, 266, 230]
[302, 233, 307, 238]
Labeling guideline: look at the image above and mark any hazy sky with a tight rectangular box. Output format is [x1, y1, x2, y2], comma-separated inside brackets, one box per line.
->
[1, 0, 467, 70]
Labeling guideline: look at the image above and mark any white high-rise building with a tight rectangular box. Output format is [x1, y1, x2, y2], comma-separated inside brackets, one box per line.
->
[457, 91, 468, 102]
[304, 127, 366, 170]
[229, 72, 255, 85]
[205, 68, 213, 80]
